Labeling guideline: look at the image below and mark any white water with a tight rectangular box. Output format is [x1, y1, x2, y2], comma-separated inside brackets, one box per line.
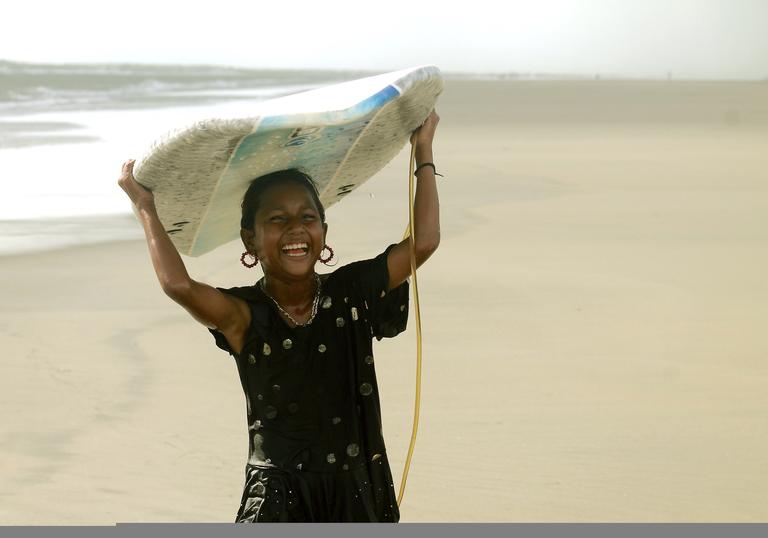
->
[0, 80, 326, 255]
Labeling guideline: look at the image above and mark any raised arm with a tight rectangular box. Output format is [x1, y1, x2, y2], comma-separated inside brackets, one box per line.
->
[386, 109, 441, 290]
[117, 160, 249, 337]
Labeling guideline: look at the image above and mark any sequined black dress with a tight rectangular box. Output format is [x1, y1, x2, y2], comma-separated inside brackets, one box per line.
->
[208, 243, 409, 522]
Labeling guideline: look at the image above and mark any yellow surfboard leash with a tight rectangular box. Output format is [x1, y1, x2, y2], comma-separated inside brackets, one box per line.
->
[396, 141, 423, 508]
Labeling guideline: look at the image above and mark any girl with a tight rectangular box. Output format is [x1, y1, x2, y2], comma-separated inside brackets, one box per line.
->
[118, 109, 441, 522]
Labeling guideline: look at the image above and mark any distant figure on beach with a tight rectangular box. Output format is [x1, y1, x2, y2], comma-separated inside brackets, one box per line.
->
[117, 110, 441, 522]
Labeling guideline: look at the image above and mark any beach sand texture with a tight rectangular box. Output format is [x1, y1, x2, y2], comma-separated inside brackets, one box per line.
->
[1, 79, 767, 523]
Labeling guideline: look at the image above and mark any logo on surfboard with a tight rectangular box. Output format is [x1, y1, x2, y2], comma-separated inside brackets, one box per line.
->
[283, 126, 324, 147]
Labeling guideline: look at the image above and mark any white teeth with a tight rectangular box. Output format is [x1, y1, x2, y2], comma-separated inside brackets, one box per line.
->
[282, 242, 308, 255]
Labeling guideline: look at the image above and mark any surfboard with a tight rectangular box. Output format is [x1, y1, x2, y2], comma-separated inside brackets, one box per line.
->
[132, 64, 443, 257]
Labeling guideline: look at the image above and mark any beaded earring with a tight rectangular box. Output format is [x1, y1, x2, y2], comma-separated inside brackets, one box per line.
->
[240, 251, 258, 268]
[319, 244, 335, 265]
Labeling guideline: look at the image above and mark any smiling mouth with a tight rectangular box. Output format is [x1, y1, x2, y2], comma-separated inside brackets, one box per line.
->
[281, 242, 309, 257]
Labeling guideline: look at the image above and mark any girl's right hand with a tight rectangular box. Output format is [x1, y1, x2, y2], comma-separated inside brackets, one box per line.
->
[118, 159, 155, 210]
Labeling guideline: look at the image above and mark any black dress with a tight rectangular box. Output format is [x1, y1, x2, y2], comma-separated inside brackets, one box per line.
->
[208, 243, 409, 522]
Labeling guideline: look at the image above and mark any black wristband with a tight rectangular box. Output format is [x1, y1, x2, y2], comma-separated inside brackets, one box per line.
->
[414, 162, 444, 177]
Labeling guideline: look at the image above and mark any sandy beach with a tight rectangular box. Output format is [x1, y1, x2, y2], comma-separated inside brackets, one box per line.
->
[1, 78, 767, 523]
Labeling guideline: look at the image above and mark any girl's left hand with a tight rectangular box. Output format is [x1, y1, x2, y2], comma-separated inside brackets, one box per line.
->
[410, 109, 439, 147]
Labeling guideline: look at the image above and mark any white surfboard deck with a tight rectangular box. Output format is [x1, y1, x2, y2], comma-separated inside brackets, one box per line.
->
[132, 64, 443, 257]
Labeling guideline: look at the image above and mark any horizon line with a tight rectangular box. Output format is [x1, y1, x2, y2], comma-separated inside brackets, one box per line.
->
[1, 58, 766, 82]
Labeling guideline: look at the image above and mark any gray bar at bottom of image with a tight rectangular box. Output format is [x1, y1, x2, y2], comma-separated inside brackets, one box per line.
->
[1, 523, 768, 538]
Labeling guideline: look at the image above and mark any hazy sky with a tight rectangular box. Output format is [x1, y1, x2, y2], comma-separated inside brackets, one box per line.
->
[2, 0, 767, 79]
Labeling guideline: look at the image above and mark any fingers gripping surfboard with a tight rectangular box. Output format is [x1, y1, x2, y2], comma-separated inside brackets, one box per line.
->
[132, 65, 443, 256]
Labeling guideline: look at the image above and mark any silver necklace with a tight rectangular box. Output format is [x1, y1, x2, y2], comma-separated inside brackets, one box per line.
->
[260, 274, 322, 327]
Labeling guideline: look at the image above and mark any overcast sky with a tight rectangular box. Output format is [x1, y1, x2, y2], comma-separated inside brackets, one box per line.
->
[2, 0, 767, 79]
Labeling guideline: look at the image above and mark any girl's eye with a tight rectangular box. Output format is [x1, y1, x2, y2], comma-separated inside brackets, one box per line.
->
[303, 214, 316, 220]
[270, 216, 284, 221]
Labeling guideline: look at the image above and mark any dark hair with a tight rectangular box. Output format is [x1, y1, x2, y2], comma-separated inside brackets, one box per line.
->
[240, 168, 326, 230]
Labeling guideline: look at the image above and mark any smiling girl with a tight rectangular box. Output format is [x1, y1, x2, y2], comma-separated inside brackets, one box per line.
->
[118, 109, 441, 522]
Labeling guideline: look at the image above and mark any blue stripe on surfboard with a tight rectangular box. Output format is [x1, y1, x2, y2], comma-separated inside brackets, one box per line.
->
[258, 84, 400, 129]
[231, 84, 400, 164]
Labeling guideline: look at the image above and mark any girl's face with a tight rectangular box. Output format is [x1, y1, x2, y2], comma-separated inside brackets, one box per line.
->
[244, 181, 327, 280]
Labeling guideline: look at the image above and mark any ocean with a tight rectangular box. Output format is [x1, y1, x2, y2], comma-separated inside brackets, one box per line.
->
[0, 60, 384, 255]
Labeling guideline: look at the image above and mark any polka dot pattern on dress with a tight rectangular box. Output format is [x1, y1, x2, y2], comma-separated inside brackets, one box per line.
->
[211, 245, 408, 518]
